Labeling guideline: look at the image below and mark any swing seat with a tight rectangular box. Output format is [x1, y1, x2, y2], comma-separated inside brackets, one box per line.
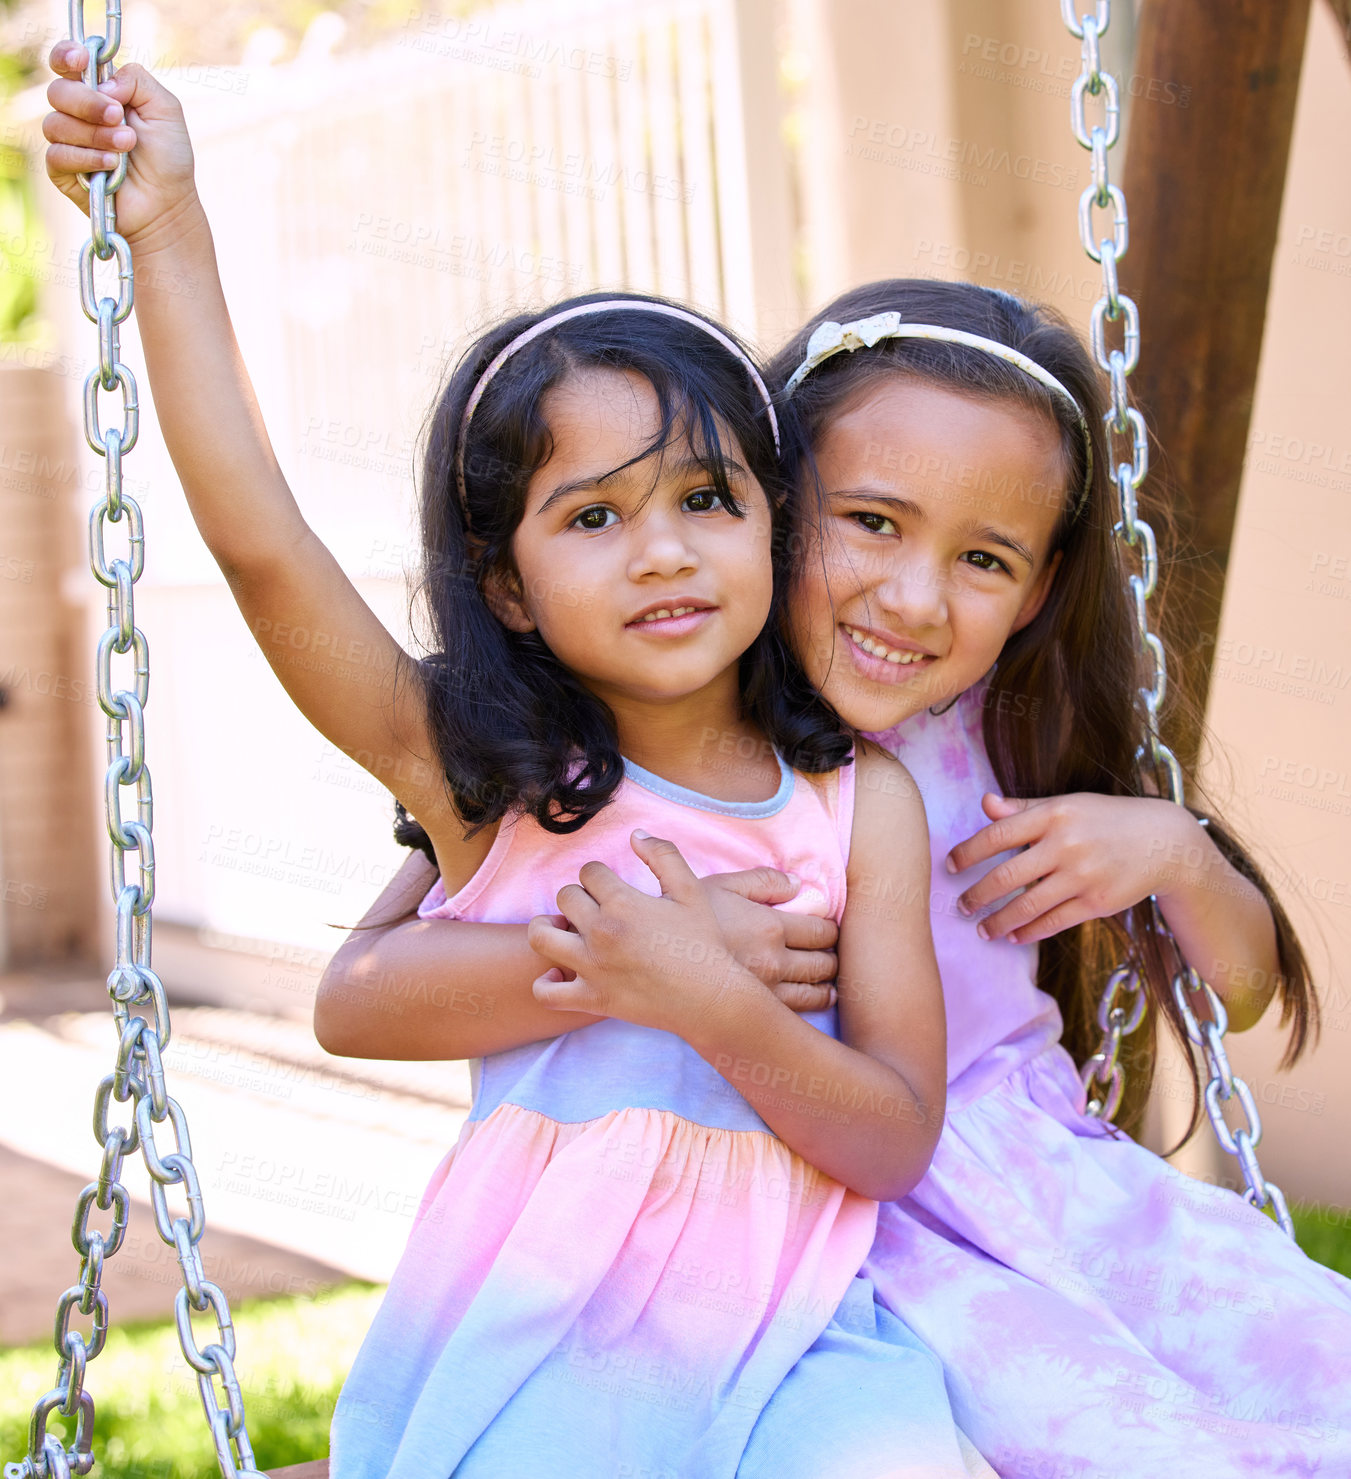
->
[271, 1464, 329, 1477]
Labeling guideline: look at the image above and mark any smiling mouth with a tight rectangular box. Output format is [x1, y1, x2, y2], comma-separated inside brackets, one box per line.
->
[626, 604, 716, 634]
[841, 624, 934, 667]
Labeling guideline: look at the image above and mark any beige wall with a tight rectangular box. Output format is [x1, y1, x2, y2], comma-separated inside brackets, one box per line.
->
[1203, 3, 1351, 1210]
[788, 0, 1132, 321]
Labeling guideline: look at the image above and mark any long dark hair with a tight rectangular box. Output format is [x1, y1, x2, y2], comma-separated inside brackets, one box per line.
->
[769, 278, 1316, 1140]
[397, 290, 849, 858]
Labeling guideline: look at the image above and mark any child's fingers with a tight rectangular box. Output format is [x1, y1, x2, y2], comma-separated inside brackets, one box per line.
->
[532, 968, 603, 1015]
[532, 968, 579, 1009]
[47, 40, 90, 79]
[552, 882, 599, 932]
[43, 75, 135, 190]
[777, 910, 839, 953]
[574, 858, 631, 905]
[47, 71, 130, 119]
[1001, 897, 1092, 945]
[971, 877, 1072, 941]
[706, 865, 800, 906]
[629, 830, 700, 901]
[946, 802, 1045, 875]
[42, 106, 135, 156]
[45, 78, 126, 137]
[777, 946, 838, 984]
[981, 791, 1035, 821]
[957, 843, 1047, 916]
[526, 915, 586, 973]
[56, 63, 182, 129]
[45, 141, 122, 183]
[769, 981, 837, 1012]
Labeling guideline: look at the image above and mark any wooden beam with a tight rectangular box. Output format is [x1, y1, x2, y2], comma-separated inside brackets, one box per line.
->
[1118, 0, 1311, 771]
[1325, 0, 1351, 59]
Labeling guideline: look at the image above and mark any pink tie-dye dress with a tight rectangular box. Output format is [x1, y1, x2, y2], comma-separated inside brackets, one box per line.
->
[330, 752, 993, 1479]
[865, 681, 1351, 1477]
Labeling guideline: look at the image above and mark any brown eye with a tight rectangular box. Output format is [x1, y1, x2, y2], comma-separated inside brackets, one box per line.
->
[572, 505, 617, 530]
[683, 487, 727, 513]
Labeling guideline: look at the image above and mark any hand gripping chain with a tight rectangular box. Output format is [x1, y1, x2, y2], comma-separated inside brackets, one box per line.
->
[4, 7, 269, 1477]
[1058, 0, 1292, 1236]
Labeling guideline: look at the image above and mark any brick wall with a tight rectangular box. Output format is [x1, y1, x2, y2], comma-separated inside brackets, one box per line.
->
[0, 365, 96, 964]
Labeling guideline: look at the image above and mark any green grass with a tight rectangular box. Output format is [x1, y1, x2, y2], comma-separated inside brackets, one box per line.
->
[4, 1204, 1349, 1477]
[0, 1283, 382, 1478]
[1291, 1201, 1351, 1281]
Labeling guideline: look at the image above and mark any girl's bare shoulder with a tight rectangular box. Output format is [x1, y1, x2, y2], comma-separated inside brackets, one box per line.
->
[853, 738, 923, 804]
[793, 740, 922, 823]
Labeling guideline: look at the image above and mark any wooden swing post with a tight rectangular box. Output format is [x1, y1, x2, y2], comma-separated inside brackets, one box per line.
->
[1118, 0, 1312, 774]
[1325, 0, 1351, 57]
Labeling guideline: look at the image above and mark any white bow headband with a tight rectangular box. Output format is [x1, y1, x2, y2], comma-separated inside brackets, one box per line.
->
[454, 299, 781, 511]
[784, 310, 1093, 519]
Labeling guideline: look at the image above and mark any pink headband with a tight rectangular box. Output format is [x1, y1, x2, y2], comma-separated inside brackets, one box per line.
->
[453, 299, 781, 511]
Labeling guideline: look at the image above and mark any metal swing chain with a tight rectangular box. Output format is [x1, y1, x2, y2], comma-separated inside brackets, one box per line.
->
[1059, 0, 1293, 1237]
[4, 8, 267, 1479]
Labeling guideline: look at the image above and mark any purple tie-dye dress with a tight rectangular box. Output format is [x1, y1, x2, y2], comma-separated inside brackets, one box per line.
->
[865, 682, 1351, 1477]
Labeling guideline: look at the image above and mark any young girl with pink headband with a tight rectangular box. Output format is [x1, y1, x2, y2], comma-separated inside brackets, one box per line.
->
[44, 52, 994, 1479]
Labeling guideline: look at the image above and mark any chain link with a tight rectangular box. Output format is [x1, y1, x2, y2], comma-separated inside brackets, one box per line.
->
[5, 7, 267, 1477]
[1060, 1, 1293, 1238]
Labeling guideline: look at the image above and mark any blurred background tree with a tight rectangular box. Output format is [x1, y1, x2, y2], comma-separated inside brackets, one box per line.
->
[0, 0, 477, 71]
[1, 0, 39, 342]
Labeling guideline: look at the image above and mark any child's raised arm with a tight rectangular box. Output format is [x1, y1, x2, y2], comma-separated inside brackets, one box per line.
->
[315, 852, 842, 1059]
[528, 745, 946, 1201]
[45, 53, 474, 876]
